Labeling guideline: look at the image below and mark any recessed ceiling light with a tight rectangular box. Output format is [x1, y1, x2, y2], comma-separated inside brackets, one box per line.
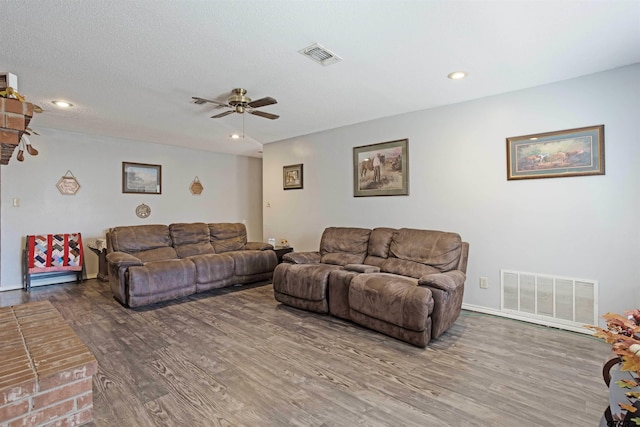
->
[230, 134, 241, 139]
[447, 71, 467, 80]
[52, 100, 73, 108]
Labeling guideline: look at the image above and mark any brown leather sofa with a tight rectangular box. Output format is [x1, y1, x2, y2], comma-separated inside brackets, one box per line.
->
[106, 222, 277, 307]
[273, 227, 469, 347]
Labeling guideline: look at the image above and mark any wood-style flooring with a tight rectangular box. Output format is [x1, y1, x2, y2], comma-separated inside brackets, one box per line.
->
[0, 279, 610, 426]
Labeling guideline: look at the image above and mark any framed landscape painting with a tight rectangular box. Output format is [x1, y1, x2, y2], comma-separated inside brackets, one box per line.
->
[506, 125, 604, 180]
[122, 162, 162, 194]
[353, 139, 408, 197]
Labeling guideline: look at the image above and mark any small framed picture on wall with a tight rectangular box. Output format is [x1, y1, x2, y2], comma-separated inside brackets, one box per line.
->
[122, 162, 162, 194]
[283, 164, 303, 190]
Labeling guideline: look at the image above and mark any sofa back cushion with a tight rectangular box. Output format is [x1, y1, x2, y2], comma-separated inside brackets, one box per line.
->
[108, 224, 178, 262]
[209, 223, 247, 253]
[388, 228, 462, 273]
[170, 223, 215, 258]
[367, 227, 395, 257]
[320, 227, 371, 266]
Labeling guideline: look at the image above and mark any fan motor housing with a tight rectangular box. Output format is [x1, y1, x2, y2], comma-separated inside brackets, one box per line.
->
[228, 88, 251, 107]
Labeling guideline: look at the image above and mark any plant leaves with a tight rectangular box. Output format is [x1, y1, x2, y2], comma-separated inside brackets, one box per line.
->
[622, 356, 640, 374]
[625, 309, 640, 322]
[620, 402, 638, 413]
[591, 311, 640, 378]
[616, 379, 639, 389]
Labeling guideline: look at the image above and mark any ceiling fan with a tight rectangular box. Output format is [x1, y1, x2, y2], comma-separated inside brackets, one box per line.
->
[192, 88, 279, 120]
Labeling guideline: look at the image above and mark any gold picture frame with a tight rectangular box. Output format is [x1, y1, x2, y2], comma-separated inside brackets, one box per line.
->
[506, 125, 605, 180]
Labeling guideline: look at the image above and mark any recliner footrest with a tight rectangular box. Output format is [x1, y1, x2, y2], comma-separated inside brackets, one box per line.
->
[273, 263, 343, 313]
[348, 273, 435, 347]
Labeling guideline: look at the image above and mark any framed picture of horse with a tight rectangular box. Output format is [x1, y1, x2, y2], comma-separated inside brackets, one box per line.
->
[506, 125, 605, 180]
[353, 138, 408, 197]
[283, 163, 303, 190]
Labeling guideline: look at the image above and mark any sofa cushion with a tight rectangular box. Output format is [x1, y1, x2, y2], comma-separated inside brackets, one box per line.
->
[344, 264, 381, 274]
[367, 227, 396, 258]
[170, 222, 215, 258]
[283, 251, 321, 264]
[319, 227, 371, 266]
[189, 254, 235, 284]
[127, 259, 196, 300]
[274, 263, 341, 301]
[362, 255, 386, 269]
[381, 258, 440, 279]
[227, 250, 277, 276]
[135, 247, 179, 263]
[109, 224, 173, 254]
[390, 228, 462, 272]
[209, 223, 247, 253]
[349, 273, 433, 332]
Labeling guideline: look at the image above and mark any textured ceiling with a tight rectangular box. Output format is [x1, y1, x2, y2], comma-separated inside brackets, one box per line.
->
[2, 0, 639, 158]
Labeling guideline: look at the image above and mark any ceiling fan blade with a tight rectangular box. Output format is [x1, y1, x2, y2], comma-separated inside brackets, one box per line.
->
[192, 96, 229, 107]
[211, 110, 235, 118]
[248, 97, 277, 108]
[249, 110, 279, 120]
[192, 96, 213, 104]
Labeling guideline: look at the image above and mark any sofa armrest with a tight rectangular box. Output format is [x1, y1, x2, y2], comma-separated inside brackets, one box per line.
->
[106, 251, 144, 268]
[418, 270, 466, 292]
[106, 251, 144, 307]
[418, 270, 466, 339]
[344, 264, 380, 273]
[245, 241, 273, 251]
[282, 251, 321, 264]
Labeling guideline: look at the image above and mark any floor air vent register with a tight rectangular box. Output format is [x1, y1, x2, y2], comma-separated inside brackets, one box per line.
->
[501, 269, 597, 333]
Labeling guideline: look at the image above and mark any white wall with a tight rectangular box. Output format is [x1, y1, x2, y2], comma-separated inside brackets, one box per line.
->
[1, 130, 263, 290]
[263, 64, 640, 318]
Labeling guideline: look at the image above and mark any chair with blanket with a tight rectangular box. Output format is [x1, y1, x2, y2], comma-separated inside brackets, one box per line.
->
[22, 233, 85, 289]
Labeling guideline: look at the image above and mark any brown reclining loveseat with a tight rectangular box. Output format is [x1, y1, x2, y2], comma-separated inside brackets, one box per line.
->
[273, 227, 468, 347]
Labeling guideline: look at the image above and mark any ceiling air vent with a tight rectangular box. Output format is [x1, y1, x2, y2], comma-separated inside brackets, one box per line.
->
[298, 43, 342, 66]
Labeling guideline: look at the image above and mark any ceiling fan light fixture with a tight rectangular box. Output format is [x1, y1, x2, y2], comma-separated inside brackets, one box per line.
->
[298, 43, 342, 66]
[447, 71, 468, 80]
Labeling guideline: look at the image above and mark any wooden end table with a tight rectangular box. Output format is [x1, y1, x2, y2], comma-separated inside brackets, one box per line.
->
[273, 246, 293, 263]
[87, 239, 109, 282]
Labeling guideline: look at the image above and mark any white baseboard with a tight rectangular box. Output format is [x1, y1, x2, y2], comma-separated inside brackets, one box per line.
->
[0, 283, 23, 292]
[0, 273, 97, 292]
[461, 302, 592, 335]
